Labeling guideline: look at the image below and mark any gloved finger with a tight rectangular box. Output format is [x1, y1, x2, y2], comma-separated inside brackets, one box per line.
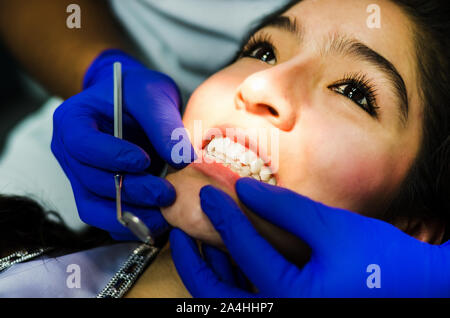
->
[123, 76, 197, 169]
[199, 185, 303, 296]
[64, 155, 175, 207]
[52, 137, 169, 238]
[170, 228, 253, 298]
[71, 179, 169, 237]
[236, 178, 343, 254]
[122, 202, 170, 239]
[109, 231, 141, 242]
[54, 106, 151, 173]
[202, 244, 251, 291]
[202, 244, 239, 287]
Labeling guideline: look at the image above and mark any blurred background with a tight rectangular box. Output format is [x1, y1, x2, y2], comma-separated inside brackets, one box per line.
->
[0, 43, 49, 153]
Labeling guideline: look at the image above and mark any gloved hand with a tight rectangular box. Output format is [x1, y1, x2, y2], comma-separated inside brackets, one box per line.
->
[170, 178, 450, 297]
[52, 49, 194, 241]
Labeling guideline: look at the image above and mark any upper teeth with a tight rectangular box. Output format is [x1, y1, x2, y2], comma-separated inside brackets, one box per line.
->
[205, 137, 277, 185]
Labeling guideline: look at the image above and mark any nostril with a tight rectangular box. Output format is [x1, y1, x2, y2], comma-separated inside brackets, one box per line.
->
[267, 106, 279, 117]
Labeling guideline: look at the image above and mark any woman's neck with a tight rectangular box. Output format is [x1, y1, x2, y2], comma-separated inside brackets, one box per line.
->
[124, 242, 191, 298]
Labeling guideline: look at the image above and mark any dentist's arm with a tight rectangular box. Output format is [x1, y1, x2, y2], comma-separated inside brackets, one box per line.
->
[0, 2, 196, 240]
[170, 178, 450, 297]
[0, 0, 131, 98]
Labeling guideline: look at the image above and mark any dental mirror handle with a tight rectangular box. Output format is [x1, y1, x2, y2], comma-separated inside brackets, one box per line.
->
[113, 62, 154, 246]
[114, 173, 125, 225]
[114, 62, 123, 139]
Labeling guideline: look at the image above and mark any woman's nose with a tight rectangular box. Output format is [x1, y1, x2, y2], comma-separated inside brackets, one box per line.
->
[234, 70, 298, 131]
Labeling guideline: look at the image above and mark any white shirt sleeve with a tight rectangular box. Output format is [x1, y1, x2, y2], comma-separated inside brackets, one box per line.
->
[0, 97, 88, 232]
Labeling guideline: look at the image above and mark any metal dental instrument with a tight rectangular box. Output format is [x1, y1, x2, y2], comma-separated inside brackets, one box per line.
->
[114, 62, 154, 246]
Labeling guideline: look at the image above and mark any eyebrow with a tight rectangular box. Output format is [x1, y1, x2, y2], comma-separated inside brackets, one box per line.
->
[257, 15, 409, 124]
[258, 15, 304, 42]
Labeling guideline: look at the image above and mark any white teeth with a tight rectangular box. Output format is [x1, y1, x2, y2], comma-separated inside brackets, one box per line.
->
[268, 177, 276, 185]
[214, 138, 225, 154]
[205, 137, 276, 185]
[239, 166, 251, 177]
[250, 158, 264, 174]
[238, 151, 257, 165]
[238, 153, 248, 165]
[227, 143, 244, 161]
[206, 139, 216, 153]
[231, 161, 242, 171]
[259, 165, 272, 181]
[223, 137, 231, 147]
[216, 153, 226, 163]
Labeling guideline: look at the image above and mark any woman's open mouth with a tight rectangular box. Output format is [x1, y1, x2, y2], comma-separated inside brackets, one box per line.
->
[187, 125, 280, 193]
[204, 136, 277, 185]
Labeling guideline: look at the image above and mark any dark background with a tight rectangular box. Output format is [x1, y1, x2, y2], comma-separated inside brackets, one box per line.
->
[0, 44, 49, 153]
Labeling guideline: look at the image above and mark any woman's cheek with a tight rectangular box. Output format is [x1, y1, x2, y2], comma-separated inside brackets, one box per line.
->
[322, 146, 397, 215]
[183, 65, 248, 123]
[183, 84, 228, 130]
[287, 125, 397, 216]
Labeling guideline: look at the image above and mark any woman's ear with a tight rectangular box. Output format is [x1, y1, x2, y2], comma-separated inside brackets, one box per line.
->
[392, 216, 446, 245]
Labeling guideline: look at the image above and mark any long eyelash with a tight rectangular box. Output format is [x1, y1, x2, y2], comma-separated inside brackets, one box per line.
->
[239, 37, 380, 118]
[239, 32, 275, 58]
[332, 72, 380, 116]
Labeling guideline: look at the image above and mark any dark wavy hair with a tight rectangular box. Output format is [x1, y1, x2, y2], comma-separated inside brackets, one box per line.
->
[381, 0, 450, 239]
[0, 194, 112, 257]
[0, 0, 449, 258]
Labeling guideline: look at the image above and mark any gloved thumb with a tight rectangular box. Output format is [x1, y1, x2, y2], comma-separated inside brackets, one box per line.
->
[235, 177, 353, 255]
[123, 72, 197, 169]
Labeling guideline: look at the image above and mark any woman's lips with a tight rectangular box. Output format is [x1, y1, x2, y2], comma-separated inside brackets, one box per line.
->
[191, 150, 241, 194]
[200, 125, 275, 169]
[189, 124, 281, 194]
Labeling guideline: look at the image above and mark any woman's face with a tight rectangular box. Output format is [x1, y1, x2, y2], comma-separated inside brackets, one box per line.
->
[162, 0, 423, 263]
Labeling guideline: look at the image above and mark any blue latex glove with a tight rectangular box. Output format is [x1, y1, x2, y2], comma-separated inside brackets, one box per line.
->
[170, 178, 450, 297]
[52, 49, 194, 241]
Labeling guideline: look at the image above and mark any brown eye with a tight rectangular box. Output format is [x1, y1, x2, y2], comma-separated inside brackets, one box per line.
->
[242, 42, 277, 65]
[332, 83, 370, 109]
[329, 78, 379, 118]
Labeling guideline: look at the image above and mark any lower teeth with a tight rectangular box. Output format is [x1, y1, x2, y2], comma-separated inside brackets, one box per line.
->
[205, 151, 276, 185]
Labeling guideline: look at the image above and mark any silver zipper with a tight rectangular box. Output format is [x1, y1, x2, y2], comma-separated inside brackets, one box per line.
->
[96, 243, 160, 298]
[0, 248, 51, 273]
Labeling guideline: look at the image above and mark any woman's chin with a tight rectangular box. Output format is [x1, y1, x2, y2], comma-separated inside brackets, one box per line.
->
[162, 165, 312, 267]
[161, 164, 238, 247]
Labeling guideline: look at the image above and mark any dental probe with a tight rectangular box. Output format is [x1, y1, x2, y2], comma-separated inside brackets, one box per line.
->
[114, 62, 154, 245]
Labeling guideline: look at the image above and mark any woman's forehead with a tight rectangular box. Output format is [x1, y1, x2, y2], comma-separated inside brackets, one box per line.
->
[283, 1, 414, 67]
